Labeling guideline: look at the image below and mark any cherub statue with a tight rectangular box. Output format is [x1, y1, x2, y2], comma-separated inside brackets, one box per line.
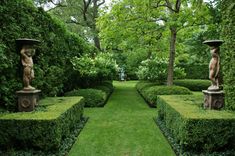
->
[20, 45, 35, 90]
[208, 46, 220, 91]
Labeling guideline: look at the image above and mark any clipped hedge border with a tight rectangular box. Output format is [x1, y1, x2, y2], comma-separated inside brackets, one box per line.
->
[65, 81, 114, 107]
[0, 97, 84, 151]
[136, 81, 192, 107]
[173, 79, 211, 91]
[136, 81, 162, 107]
[136, 81, 160, 93]
[157, 94, 235, 153]
[65, 89, 106, 107]
[94, 81, 114, 100]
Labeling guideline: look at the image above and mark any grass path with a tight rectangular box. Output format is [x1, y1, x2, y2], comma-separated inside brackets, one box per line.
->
[68, 81, 175, 156]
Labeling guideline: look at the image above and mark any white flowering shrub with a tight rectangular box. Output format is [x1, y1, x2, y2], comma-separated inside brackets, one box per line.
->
[136, 57, 186, 82]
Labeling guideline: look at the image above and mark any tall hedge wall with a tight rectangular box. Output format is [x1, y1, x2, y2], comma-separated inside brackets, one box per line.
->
[177, 63, 208, 79]
[221, 0, 235, 110]
[0, 0, 97, 110]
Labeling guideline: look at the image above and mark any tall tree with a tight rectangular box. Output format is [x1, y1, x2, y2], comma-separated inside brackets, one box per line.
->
[34, 0, 105, 50]
[152, 0, 209, 85]
[98, 0, 165, 56]
[80, 0, 105, 49]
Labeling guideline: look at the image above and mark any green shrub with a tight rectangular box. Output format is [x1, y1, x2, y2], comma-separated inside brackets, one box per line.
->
[157, 94, 235, 153]
[141, 86, 192, 107]
[173, 79, 211, 91]
[94, 85, 113, 96]
[71, 53, 117, 87]
[0, 0, 96, 110]
[100, 81, 114, 91]
[0, 97, 84, 151]
[221, 0, 235, 110]
[177, 63, 208, 79]
[65, 89, 106, 107]
[136, 57, 186, 82]
[136, 81, 160, 93]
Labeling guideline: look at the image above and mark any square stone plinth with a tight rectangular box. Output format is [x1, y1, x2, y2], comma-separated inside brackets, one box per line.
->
[16, 90, 41, 112]
[202, 90, 224, 110]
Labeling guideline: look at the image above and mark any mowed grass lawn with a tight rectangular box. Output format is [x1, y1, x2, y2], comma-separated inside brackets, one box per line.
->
[69, 81, 175, 156]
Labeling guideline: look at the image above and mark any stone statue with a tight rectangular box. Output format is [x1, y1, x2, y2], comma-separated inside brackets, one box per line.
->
[20, 45, 35, 90]
[208, 46, 220, 91]
[16, 38, 41, 112]
[202, 40, 224, 110]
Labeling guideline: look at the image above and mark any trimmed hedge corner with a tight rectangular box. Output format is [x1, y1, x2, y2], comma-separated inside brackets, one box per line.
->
[173, 79, 211, 91]
[65, 89, 106, 107]
[65, 81, 114, 107]
[136, 81, 192, 107]
[157, 94, 235, 153]
[0, 97, 84, 151]
[94, 81, 114, 95]
[136, 81, 160, 93]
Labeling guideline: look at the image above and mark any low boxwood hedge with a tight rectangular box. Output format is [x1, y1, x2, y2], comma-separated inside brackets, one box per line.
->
[136, 81, 160, 93]
[157, 94, 235, 154]
[173, 79, 211, 91]
[0, 97, 84, 151]
[94, 81, 114, 95]
[100, 81, 114, 91]
[65, 89, 106, 107]
[137, 82, 192, 107]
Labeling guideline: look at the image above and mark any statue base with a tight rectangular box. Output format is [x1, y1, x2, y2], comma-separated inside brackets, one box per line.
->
[202, 90, 224, 110]
[16, 90, 41, 112]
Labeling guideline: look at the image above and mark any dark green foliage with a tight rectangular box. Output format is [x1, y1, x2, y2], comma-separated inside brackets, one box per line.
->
[0, 0, 96, 110]
[221, 0, 235, 110]
[158, 95, 235, 153]
[0, 97, 85, 151]
[0, 117, 88, 156]
[65, 89, 106, 107]
[177, 63, 208, 79]
[173, 79, 211, 91]
[136, 81, 192, 107]
[142, 86, 192, 107]
[136, 81, 161, 93]
[94, 81, 114, 95]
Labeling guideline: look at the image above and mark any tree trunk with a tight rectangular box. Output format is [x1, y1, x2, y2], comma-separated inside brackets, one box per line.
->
[92, 0, 101, 50]
[167, 27, 177, 86]
[94, 35, 101, 50]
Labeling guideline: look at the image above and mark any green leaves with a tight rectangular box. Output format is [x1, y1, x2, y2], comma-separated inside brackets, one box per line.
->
[97, 0, 163, 52]
[0, 0, 95, 110]
[221, 0, 235, 110]
[136, 56, 186, 82]
[71, 53, 118, 84]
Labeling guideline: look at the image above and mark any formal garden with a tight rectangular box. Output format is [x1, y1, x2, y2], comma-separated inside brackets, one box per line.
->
[0, 0, 235, 155]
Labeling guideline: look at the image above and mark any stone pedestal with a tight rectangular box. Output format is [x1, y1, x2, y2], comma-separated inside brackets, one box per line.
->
[202, 90, 224, 110]
[16, 90, 41, 112]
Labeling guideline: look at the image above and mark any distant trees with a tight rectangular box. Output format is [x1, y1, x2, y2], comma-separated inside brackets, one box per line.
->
[34, 0, 106, 50]
[98, 0, 210, 84]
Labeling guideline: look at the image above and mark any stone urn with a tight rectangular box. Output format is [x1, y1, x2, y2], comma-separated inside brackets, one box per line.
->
[202, 40, 224, 110]
[16, 38, 41, 112]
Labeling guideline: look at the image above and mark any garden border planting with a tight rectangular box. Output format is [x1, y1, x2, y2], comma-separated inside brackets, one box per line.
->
[65, 81, 114, 107]
[173, 79, 211, 91]
[0, 97, 85, 151]
[157, 94, 235, 154]
[136, 81, 192, 107]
